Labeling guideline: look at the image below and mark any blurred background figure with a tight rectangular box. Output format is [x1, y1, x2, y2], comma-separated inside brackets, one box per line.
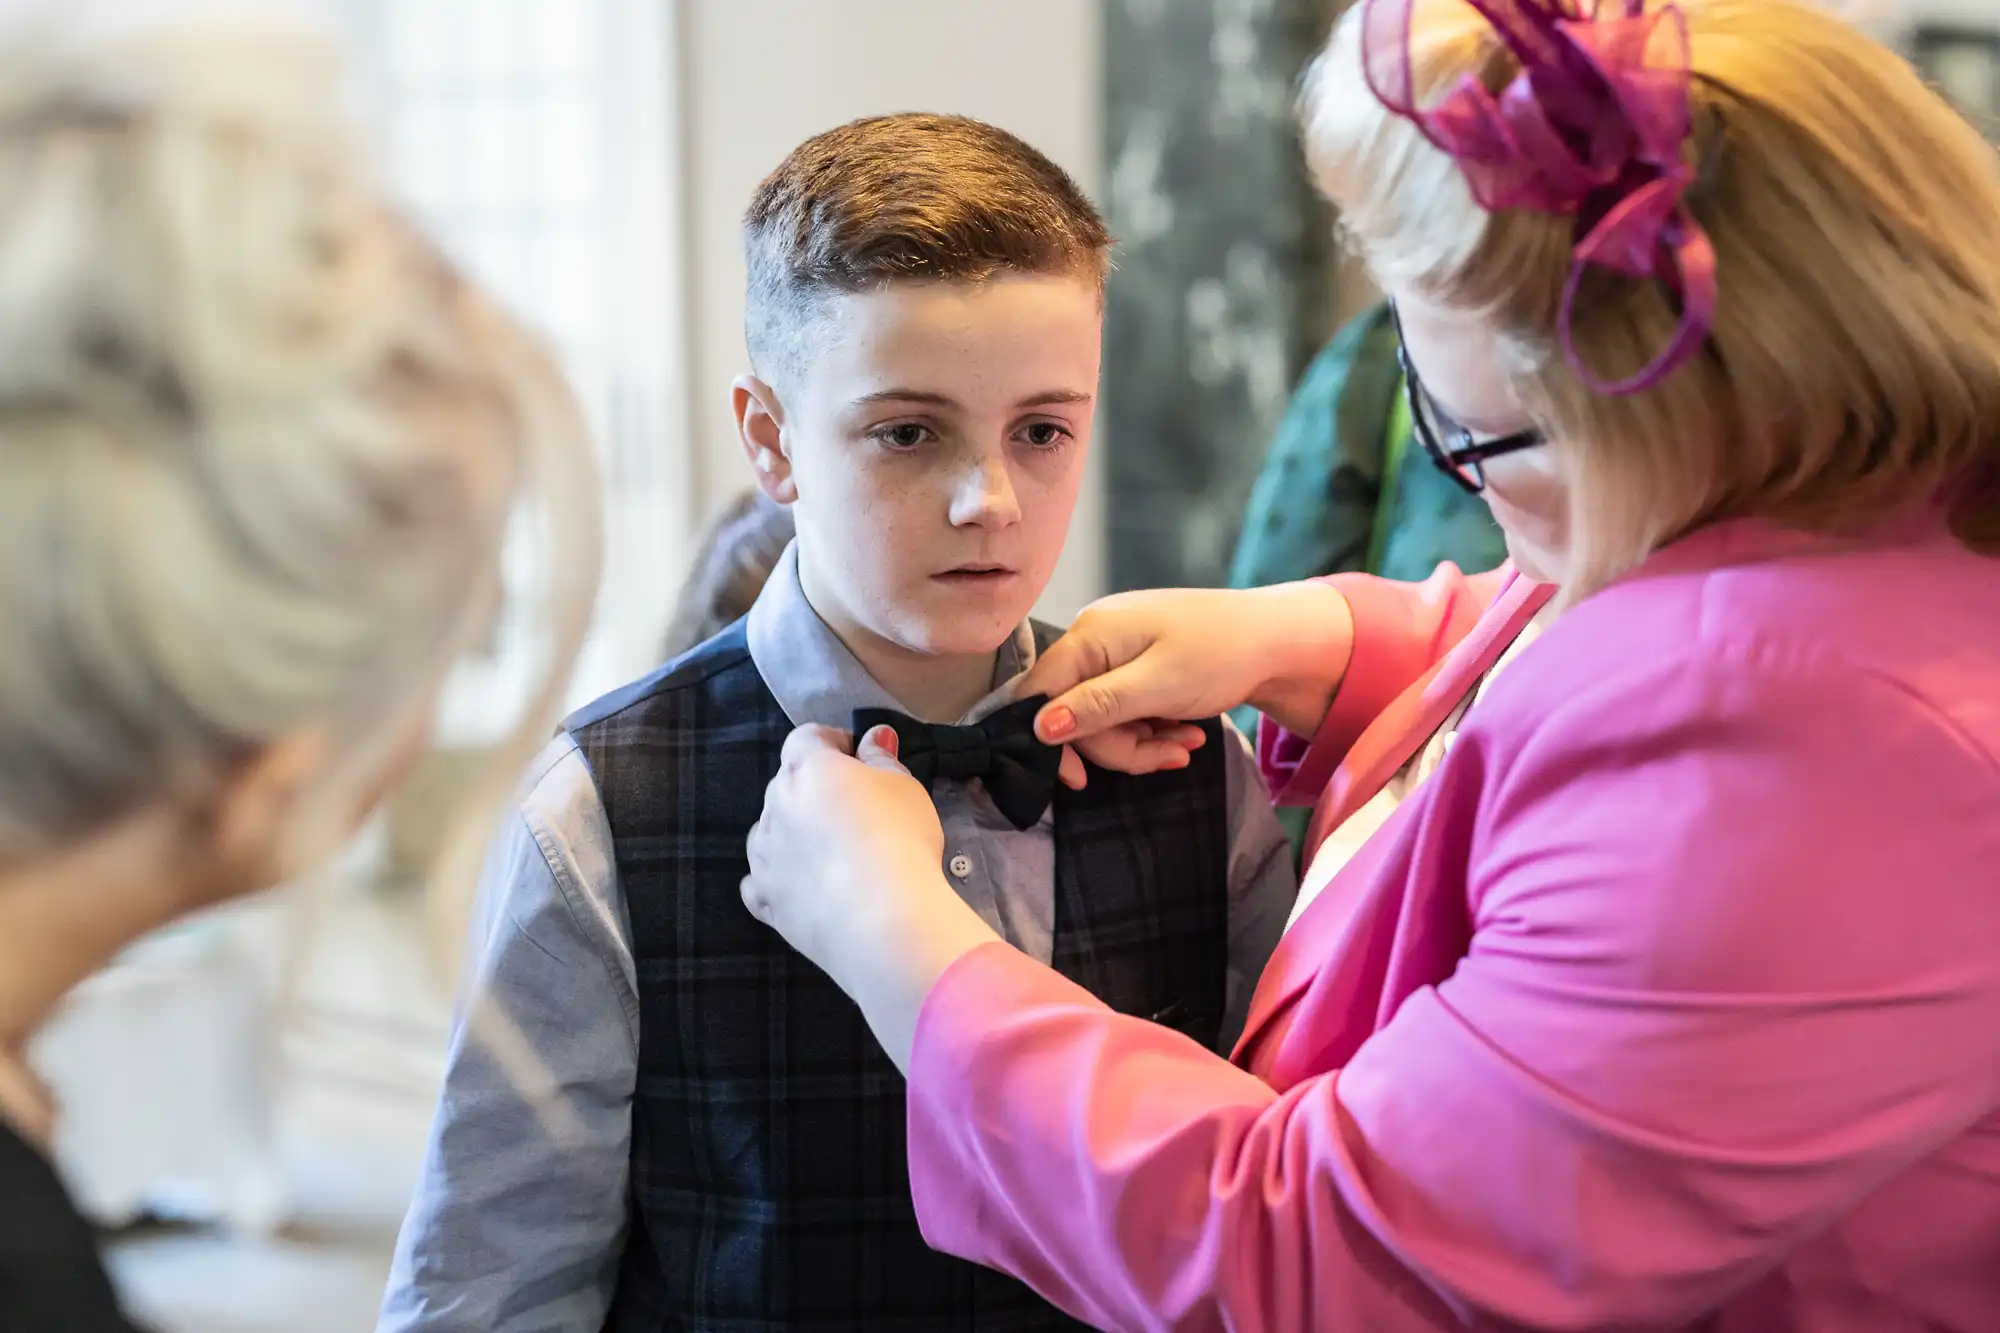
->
[3, 0, 1991, 1330]
[658, 490, 795, 660]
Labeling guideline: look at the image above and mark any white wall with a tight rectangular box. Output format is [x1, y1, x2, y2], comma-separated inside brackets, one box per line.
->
[677, 0, 1107, 621]
[1905, 0, 2000, 24]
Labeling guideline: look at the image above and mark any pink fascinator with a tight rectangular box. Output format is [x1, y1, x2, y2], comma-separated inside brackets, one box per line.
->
[1363, 0, 1717, 395]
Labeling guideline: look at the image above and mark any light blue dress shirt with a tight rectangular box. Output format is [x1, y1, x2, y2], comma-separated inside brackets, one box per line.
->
[379, 547, 1299, 1333]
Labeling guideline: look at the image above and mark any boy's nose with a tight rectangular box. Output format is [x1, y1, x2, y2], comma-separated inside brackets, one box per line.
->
[950, 455, 1022, 528]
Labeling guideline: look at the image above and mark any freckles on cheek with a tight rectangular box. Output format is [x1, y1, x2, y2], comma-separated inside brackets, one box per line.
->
[848, 484, 934, 585]
[1024, 462, 1084, 536]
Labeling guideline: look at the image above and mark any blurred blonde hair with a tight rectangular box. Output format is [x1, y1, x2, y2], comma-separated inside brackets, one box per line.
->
[1302, 0, 2000, 595]
[0, 6, 601, 926]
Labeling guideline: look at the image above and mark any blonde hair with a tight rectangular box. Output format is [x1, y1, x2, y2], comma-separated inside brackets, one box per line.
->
[0, 10, 601, 893]
[1302, 0, 2000, 595]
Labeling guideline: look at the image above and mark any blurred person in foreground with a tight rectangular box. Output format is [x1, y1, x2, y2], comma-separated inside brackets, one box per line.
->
[736, 0, 2000, 1326]
[0, 10, 600, 1331]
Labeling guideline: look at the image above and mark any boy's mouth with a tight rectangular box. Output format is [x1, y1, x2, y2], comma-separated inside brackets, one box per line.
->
[933, 563, 1018, 587]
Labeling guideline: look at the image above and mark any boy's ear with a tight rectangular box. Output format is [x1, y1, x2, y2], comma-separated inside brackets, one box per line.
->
[732, 375, 798, 505]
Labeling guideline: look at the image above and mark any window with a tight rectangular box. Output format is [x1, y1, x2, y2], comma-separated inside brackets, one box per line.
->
[319, 0, 692, 740]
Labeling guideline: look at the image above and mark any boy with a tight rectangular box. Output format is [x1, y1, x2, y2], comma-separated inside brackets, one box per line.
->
[381, 113, 1297, 1333]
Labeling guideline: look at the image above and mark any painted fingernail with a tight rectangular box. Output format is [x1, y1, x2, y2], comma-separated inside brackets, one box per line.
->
[1042, 705, 1077, 740]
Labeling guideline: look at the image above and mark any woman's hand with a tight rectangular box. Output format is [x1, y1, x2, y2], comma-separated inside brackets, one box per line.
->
[741, 725, 1002, 1071]
[1024, 582, 1356, 776]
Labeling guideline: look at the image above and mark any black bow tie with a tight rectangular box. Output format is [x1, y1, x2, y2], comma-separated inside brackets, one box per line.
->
[852, 695, 1060, 832]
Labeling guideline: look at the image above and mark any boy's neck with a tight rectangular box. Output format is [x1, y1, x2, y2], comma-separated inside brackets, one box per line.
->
[796, 559, 1004, 725]
[854, 639, 998, 727]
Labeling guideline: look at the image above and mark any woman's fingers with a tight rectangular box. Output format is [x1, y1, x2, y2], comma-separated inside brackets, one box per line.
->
[1140, 722, 1208, 768]
[1124, 730, 1200, 771]
[1024, 588, 1250, 753]
[781, 722, 853, 769]
[1064, 718, 1210, 776]
[1021, 628, 1118, 738]
[1066, 732, 1138, 773]
[1150, 721, 1210, 753]
[855, 724, 904, 771]
[1057, 745, 1088, 792]
[1067, 722, 1204, 776]
[1033, 659, 1165, 746]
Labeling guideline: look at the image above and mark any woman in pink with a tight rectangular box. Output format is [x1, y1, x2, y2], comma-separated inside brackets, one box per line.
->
[739, 0, 2000, 1326]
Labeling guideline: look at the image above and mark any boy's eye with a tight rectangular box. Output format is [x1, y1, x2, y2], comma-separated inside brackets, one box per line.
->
[872, 423, 934, 450]
[1019, 421, 1072, 451]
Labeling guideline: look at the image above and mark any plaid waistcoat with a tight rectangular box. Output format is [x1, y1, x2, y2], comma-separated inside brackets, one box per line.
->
[566, 620, 1229, 1332]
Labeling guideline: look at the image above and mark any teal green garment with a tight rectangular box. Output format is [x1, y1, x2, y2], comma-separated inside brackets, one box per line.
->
[1229, 303, 1509, 594]
[1227, 303, 1510, 862]
[1227, 305, 1406, 595]
[1374, 395, 1514, 586]
[1364, 388, 1416, 575]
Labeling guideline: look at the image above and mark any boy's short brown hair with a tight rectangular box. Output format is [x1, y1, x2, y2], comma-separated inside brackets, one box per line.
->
[743, 113, 1112, 389]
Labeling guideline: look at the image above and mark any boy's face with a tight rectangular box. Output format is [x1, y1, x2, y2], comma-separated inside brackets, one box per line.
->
[737, 272, 1101, 659]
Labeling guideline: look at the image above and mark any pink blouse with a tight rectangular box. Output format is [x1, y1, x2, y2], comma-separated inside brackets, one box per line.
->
[905, 518, 2000, 1331]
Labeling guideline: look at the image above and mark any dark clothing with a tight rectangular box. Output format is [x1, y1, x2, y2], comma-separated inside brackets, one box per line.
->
[567, 620, 1232, 1332]
[0, 1121, 143, 1333]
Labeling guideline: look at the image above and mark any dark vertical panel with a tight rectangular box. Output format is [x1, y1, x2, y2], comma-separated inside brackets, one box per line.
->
[1102, 0, 1337, 591]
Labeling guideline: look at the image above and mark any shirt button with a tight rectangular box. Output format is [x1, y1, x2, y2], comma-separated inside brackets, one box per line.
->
[947, 852, 974, 880]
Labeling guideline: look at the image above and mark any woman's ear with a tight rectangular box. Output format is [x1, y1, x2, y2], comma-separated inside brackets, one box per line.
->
[733, 375, 799, 505]
[203, 729, 338, 901]
[205, 715, 432, 904]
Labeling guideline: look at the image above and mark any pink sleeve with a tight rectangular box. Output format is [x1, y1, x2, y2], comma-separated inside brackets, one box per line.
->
[907, 654, 2000, 1330]
[1259, 563, 1508, 806]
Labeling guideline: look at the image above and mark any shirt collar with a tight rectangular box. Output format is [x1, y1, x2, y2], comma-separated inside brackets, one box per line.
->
[745, 543, 1039, 732]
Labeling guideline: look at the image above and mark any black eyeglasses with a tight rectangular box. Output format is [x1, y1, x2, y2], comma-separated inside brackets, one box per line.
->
[1389, 303, 1544, 495]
